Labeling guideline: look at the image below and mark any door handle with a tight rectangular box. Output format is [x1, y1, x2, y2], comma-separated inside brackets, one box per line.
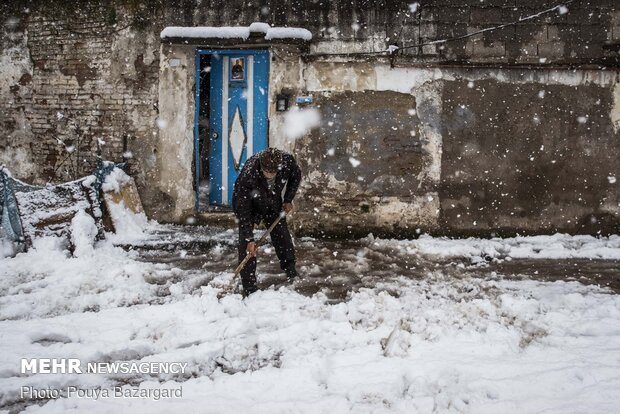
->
[212, 131, 219, 140]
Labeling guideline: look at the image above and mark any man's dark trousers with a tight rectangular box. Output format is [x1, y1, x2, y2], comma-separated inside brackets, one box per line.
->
[238, 212, 296, 293]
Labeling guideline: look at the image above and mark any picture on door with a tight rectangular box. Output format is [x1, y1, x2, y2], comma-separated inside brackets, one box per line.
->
[230, 57, 245, 81]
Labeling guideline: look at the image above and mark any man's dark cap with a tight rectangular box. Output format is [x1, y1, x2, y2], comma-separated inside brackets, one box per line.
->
[259, 148, 283, 173]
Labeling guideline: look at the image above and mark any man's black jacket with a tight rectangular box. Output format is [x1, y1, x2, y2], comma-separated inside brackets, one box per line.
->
[232, 150, 302, 242]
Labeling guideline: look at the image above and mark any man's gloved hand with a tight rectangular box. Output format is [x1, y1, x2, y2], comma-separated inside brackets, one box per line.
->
[247, 242, 257, 257]
[283, 202, 294, 214]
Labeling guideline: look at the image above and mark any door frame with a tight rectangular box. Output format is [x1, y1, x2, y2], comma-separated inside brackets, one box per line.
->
[193, 48, 270, 210]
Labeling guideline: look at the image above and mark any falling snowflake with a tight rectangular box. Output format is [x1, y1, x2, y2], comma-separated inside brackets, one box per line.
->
[156, 118, 168, 129]
[284, 107, 321, 140]
[408, 2, 419, 13]
[577, 116, 588, 124]
[558, 5, 568, 15]
[609, 176, 617, 184]
[349, 157, 361, 167]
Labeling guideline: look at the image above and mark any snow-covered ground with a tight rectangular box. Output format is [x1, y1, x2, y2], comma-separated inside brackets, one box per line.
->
[1, 223, 619, 413]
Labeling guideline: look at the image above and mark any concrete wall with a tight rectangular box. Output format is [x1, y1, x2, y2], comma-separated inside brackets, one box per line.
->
[293, 64, 620, 237]
[1, 0, 619, 236]
[157, 44, 196, 221]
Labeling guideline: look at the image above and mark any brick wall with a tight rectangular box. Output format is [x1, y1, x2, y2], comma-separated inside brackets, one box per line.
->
[1, 2, 160, 185]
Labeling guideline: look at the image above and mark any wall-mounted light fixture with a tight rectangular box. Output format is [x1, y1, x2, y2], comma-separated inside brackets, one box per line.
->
[276, 94, 289, 112]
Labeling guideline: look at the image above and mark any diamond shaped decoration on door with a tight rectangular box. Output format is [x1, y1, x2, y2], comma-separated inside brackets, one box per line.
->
[228, 106, 247, 171]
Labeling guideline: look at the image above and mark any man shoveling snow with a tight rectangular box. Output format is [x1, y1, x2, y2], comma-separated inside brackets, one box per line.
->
[232, 148, 302, 295]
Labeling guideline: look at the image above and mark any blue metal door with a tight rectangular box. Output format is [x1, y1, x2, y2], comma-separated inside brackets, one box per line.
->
[196, 49, 269, 207]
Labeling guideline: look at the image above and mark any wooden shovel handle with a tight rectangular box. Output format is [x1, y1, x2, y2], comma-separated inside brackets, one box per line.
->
[233, 212, 287, 278]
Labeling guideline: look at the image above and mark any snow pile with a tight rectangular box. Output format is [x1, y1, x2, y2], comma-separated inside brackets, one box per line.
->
[102, 167, 131, 193]
[1, 273, 619, 412]
[369, 233, 620, 262]
[1, 229, 620, 412]
[161, 24, 312, 41]
[0, 236, 163, 320]
[105, 200, 150, 243]
[70, 209, 97, 257]
[1, 236, 15, 259]
[13, 177, 101, 241]
[284, 107, 321, 140]
[101, 167, 150, 243]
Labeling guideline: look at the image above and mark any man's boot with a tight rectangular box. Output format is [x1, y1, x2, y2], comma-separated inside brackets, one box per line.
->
[285, 265, 299, 281]
[242, 284, 258, 298]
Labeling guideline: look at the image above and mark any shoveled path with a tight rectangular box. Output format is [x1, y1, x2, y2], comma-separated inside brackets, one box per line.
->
[118, 225, 620, 302]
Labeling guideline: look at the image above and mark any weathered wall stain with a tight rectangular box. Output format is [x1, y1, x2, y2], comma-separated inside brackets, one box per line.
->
[301, 91, 423, 194]
[293, 90, 440, 236]
[440, 78, 620, 235]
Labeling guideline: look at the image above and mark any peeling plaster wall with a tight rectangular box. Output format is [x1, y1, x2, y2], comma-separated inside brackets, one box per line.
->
[295, 68, 445, 237]
[0, 15, 37, 179]
[156, 44, 196, 221]
[295, 63, 620, 236]
[268, 46, 305, 153]
[296, 64, 444, 236]
[612, 80, 620, 133]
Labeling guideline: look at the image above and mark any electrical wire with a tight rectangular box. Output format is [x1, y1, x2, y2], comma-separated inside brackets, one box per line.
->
[308, 0, 578, 58]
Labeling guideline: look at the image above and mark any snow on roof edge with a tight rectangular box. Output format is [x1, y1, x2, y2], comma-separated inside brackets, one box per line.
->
[264, 27, 312, 41]
[160, 27, 251, 40]
[248, 22, 270, 34]
[160, 24, 312, 41]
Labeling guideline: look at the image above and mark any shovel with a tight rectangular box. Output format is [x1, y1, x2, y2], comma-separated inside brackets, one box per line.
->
[226, 211, 288, 295]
